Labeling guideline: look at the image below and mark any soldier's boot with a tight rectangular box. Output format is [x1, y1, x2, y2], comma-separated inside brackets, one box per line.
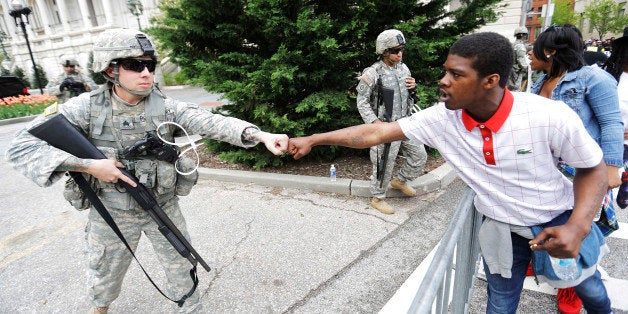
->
[370, 197, 394, 215]
[89, 306, 109, 314]
[390, 178, 417, 196]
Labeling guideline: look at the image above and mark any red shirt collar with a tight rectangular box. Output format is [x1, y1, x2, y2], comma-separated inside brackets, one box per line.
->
[461, 89, 514, 132]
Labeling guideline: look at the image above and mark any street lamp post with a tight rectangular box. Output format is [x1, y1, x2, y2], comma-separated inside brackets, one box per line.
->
[127, 0, 144, 31]
[9, 0, 44, 94]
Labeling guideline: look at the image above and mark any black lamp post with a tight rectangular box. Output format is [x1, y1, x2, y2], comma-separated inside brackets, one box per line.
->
[9, 0, 43, 94]
[127, 0, 143, 31]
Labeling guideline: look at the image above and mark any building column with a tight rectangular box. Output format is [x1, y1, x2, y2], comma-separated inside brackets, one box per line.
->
[101, 0, 114, 26]
[76, 0, 92, 29]
[32, 0, 52, 35]
[3, 0, 19, 40]
[55, 0, 71, 32]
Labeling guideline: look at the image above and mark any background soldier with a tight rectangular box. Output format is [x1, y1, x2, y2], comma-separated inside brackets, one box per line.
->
[508, 27, 530, 91]
[7, 28, 288, 313]
[45, 58, 98, 103]
[355, 29, 427, 214]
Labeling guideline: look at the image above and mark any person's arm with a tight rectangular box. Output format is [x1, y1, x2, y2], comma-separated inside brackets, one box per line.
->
[586, 69, 623, 189]
[529, 160, 607, 258]
[171, 100, 288, 155]
[288, 121, 406, 159]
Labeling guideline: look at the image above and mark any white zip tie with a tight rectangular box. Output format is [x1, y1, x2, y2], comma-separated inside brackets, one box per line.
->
[155, 121, 201, 176]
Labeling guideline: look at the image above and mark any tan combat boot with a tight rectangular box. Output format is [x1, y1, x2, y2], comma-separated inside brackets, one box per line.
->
[371, 197, 395, 214]
[89, 306, 109, 314]
[390, 178, 417, 196]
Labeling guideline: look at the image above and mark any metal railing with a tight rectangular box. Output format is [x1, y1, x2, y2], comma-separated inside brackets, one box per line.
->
[408, 186, 483, 313]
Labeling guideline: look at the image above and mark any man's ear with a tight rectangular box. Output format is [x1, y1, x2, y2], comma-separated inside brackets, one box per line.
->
[483, 73, 500, 89]
[104, 67, 114, 78]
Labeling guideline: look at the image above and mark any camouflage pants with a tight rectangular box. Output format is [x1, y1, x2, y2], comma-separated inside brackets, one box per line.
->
[369, 139, 427, 198]
[85, 199, 202, 313]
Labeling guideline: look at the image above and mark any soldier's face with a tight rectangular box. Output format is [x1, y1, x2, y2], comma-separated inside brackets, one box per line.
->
[117, 57, 155, 92]
[383, 45, 403, 65]
[64, 65, 76, 74]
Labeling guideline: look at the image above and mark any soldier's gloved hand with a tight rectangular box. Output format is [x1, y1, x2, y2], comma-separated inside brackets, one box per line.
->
[71, 81, 85, 89]
[59, 79, 72, 91]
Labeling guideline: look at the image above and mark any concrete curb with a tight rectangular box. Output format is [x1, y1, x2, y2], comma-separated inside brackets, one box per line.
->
[198, 162, 456, 197]
[0, 115, 37, 126]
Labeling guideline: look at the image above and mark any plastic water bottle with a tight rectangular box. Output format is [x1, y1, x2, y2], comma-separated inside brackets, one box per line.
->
[330, 164, 337, 181]
[549, 256, 579, 281]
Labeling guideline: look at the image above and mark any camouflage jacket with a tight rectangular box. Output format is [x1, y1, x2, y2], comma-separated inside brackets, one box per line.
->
[356, 60, 412, 124]
[512, 39, 528, 74]
[6, 84, 258, 189]
[45, 72, 99, 103]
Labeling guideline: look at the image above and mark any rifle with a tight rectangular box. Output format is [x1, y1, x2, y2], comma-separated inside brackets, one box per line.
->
[375, 78, 395, 188]
[28, 114, 210, 306]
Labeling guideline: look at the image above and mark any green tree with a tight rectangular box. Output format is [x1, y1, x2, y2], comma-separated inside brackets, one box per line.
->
[12, 66, 30, 88]
[148, 0, 502, 168]
[551, 0, 580, 26]
[31, 64, 48, 90]
[583, 0, 628, 39]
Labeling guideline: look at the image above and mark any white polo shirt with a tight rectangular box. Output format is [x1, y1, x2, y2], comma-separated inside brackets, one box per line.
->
[398, 89, 603, 226]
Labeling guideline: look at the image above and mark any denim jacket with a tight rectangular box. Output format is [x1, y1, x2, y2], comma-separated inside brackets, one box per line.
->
[531, 66, 623, 167]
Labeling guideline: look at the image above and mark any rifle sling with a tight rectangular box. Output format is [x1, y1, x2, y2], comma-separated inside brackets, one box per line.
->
[70, 172, 198, 307]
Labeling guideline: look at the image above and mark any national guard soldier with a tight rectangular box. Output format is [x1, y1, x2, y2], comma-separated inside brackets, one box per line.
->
[355, 29, 427, 214]
[45, 58, 98, 103]
[508, 27, 530, 92]
[7, 28, 288, 313]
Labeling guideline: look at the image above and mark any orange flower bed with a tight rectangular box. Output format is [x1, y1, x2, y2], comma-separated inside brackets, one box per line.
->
[0, 94, 57, 106]
[0, 94, 58, 119]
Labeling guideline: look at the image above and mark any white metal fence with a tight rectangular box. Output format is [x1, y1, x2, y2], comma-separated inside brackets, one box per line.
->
[408, 187, 482, 313]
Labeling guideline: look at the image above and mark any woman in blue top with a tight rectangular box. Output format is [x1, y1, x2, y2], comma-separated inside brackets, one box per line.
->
[528, 24, 622, 314]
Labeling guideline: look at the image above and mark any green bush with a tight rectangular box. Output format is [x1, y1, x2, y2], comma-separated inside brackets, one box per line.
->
[12, 66, 30, 88]
[31, 64, 48, 89]
[148, 0, 502, 168]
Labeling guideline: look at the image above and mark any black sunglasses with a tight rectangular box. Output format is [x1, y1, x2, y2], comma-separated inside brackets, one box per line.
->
[117, 59, 157, 73]
[388, 46, 404, 54]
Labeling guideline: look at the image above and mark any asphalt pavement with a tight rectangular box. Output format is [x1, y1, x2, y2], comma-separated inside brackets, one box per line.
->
[0, 85, 626, 313]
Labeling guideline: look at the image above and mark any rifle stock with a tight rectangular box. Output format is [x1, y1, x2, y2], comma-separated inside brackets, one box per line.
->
[28, 114, 210, 272]
[376, 81, 395, 187]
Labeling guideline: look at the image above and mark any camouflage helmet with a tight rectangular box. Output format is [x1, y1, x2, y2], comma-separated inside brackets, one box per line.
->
[92, 28, 156, 72]
[514, 26, 529, 36]
[376, 29, 406, 55]
[61, 59, 78, 66]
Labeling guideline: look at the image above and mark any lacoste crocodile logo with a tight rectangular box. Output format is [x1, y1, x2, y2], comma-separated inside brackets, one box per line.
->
[516, 149, 532, 155]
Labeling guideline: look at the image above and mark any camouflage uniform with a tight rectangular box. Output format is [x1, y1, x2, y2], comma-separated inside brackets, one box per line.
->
[356, 60, 427, 198]
[45, 66, 98, 104]
[508, 28, 529, 92]
[6, 28, 267, 313]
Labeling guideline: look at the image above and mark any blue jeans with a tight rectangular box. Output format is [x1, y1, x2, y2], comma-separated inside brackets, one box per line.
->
[483, 232, 612, 314]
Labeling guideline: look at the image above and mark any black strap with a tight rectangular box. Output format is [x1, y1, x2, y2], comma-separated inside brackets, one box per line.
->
[70, 172, 198, 307]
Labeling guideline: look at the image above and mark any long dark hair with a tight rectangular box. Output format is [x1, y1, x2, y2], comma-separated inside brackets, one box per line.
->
[532, 25, 585, 78]
[603, 42, 628, 81]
